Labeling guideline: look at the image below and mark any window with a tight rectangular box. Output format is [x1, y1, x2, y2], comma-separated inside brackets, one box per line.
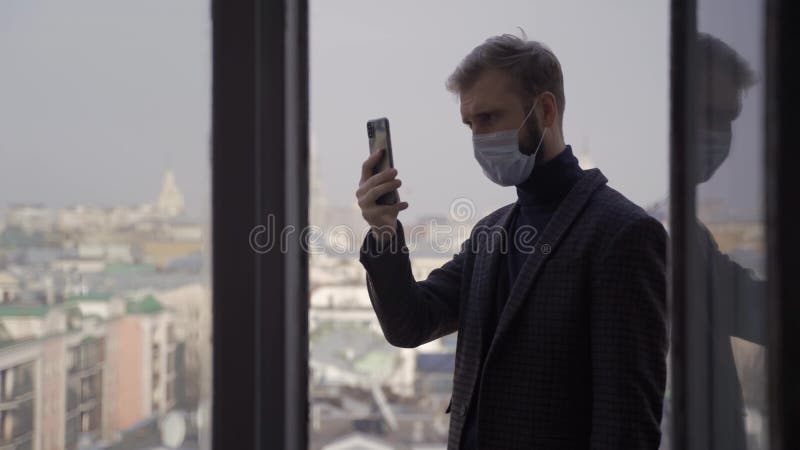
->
[308, 1, 669, 448]
[0, 2, 211, 448]
[669, 0, 799, 448]
[184, 0, 800, 447]
[692, 8, 769, 447]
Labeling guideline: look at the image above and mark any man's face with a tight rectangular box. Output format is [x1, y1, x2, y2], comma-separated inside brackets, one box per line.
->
[693, 67, 743, 184]
[698, 67, 742, 133]
[460, 69, 538, 149]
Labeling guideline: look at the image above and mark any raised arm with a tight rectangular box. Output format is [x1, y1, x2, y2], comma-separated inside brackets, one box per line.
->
[359, 220, 469, 348]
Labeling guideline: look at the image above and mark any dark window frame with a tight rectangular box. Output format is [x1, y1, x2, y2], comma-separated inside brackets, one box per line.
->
[765, 0, 800, 449]
[669, 1, 698, 448]
[670, 0, 799, 448]
[211, 0, 309, 449]
[210, 0, 799, 447]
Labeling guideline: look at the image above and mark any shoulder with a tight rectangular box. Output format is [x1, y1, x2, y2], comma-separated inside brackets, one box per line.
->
[589, 181, 662, 227]
[472, 202, 515, 229]
[457, 203, 515, 251]
[584, 181, 667, 256]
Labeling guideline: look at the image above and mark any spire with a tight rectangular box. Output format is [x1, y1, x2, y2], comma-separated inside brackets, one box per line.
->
[309, 132, 328, 227]
[577, 135, 595, 169]
[157, 170, 185, 218]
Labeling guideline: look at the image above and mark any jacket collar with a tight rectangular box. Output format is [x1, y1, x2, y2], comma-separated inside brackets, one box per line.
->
[473, 168, 608, 368]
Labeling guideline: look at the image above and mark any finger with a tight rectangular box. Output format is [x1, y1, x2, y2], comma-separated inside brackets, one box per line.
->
[374, 202, 408, 214]
[357, 167, 396, 200]
[363, 202, 409, 226]
[365, 179, 401, 204]
[364, 179, 401, 205]
[359, 167, 397, 194]
[360, 148, 385, 182]
[366, 201, 409, 217]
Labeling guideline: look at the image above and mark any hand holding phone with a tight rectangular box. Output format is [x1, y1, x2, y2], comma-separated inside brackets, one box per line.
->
[366, 118, 399, 205]
[356, 118, 409, 242]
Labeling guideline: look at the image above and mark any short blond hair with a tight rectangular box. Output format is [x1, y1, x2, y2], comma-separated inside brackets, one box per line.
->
[446, 32, 566, 123]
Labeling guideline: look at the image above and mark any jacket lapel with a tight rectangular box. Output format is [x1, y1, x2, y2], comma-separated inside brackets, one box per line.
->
[472, 203, 518, 359]
[456, 202, 517, 426]
[482, 168, 608, 365]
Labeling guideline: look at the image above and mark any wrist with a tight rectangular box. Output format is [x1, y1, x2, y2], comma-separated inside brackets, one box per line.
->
[370, 226, 396, 246]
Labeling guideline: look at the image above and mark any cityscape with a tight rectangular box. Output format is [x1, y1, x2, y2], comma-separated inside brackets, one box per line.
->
[0, 171, 211, 449]
[0, 161, 765, 449]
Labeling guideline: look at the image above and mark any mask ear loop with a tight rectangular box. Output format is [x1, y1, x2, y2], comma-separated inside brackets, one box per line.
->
[519, 99, 548, 160]
[532, 127, 548, 160]
[518, 99, 539, 131]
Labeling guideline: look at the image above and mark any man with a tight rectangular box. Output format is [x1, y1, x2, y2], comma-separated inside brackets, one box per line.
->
[356, 33, 668, 449]
[657, 33, 765, 450]
[687, 32, 764, 450]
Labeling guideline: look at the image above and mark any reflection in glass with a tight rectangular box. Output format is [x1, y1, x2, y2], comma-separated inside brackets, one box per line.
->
[692, 27, 768, 450]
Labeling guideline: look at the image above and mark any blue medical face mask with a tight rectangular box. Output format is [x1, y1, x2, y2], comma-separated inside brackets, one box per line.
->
[472, 100, 547, 187]
[696, 128, 732, 184]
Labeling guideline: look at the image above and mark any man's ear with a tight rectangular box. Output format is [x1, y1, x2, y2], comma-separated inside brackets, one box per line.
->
[539, 91, 559, 128]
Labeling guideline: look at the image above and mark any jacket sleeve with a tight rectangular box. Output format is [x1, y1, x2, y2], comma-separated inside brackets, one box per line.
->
[589, 215, 669, 449]
[359, 220, 469, 348]
[695, 222, 767, 345]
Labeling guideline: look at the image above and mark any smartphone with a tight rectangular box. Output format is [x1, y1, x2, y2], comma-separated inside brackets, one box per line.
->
[366, 117, 399, 205]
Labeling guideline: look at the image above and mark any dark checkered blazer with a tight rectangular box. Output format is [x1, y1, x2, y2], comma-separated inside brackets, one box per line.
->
[359, 168, 669, 449]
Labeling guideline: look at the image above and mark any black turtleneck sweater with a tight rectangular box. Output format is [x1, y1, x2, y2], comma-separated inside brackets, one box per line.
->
[461, 145, 584, 450]
[495, 144, 584, 328]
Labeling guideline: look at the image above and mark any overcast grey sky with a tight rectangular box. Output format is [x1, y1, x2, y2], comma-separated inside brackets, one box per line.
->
[0, 0, 763, 224]
[0, 0, 211, 220]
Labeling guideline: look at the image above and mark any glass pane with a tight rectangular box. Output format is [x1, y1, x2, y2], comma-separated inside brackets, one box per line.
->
[694, 0, 768, 448]
[310, 1, 669, 448]
[0, 2, 211, 449]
